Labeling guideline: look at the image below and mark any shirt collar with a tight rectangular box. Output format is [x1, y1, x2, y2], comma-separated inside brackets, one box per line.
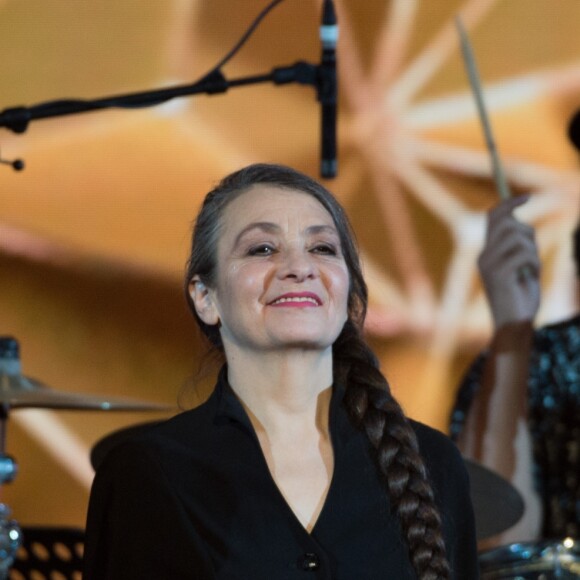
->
[211, 365, 255, 434]
[210, 364, 357, 449]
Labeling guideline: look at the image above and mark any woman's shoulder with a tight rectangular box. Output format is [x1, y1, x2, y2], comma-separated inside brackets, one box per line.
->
[407, 419, 474, 523]
[92, 397, 217, 475]
[537, 312, 580, 334]
[408, 419, 466, 476]
[409, 418, 455, 449]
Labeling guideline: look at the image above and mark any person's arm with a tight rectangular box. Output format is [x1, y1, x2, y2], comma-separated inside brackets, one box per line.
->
[457, 195, 542, 546]
[83, 440, 215, 580]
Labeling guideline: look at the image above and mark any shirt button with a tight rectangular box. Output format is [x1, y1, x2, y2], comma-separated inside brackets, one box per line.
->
[300, 552, 320, 571]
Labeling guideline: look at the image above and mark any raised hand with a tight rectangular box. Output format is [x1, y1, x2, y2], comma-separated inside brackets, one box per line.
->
[478, 196, 541, 330]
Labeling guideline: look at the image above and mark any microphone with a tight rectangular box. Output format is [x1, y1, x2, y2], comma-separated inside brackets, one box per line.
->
[318, 0, 338, 179]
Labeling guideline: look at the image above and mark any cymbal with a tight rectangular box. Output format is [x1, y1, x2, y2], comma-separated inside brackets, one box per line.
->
[0, 373, 172, 412]
[464, 458, 525, 540]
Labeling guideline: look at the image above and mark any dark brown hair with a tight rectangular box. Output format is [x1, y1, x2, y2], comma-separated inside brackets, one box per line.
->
[185, 163, 450, 579]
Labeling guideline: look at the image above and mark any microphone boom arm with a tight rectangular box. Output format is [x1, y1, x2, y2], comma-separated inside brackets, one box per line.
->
[0, 62, 318, 134]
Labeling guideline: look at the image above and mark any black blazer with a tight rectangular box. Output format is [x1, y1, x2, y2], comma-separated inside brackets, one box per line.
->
[84, 369, 479, 579]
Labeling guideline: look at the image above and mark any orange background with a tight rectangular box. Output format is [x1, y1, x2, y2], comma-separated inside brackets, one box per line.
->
[1, 0, 579, 529]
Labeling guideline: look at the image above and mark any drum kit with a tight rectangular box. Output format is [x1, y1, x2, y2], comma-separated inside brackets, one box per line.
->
[0, 335, 171, 576]
[1, 334, 579, 578]
[479, 540, 580, 579]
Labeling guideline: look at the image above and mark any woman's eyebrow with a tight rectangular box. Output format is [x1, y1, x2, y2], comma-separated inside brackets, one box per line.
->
[233, 222, 280, 247]
[306, 225, 339, 237]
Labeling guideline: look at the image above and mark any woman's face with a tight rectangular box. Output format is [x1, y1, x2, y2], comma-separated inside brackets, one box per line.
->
[191, 185, 350, 355]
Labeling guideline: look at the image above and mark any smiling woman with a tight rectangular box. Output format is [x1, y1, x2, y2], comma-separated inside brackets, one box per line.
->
[190, 186, 349, 355]
[82, 163, 479, 580]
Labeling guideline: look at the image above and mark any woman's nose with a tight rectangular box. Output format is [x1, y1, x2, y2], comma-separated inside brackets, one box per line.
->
[276, 249, 317, 281]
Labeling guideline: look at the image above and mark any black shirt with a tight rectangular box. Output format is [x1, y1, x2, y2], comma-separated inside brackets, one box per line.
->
[84, 368, 479, 579]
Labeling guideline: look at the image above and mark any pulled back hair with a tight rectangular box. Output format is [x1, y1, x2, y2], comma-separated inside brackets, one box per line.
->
[185, 163, 451, 579]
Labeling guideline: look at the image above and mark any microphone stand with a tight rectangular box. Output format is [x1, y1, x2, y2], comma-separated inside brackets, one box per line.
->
[0, 62, 319, 134]
[0, 61, 325, 573]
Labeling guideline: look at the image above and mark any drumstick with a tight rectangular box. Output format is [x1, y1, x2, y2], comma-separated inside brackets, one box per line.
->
[455, 16, 511, 200]
[456, 16, 536, 282]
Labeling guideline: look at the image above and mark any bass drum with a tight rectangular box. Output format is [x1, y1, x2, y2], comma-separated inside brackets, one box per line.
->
[479, 540, 580, 579]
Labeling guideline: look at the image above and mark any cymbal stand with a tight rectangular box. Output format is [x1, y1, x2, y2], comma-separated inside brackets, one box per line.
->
[0, 377, 22, 579]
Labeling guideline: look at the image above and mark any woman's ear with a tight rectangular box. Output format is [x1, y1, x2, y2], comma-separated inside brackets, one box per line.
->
[188, 277, 220, 326]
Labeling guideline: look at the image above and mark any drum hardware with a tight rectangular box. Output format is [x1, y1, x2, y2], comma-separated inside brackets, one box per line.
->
[0, 335, 173, 578]
[0, 406, 21, 580]
[479, 538, 580, 579]
[463, 459, 525, 541]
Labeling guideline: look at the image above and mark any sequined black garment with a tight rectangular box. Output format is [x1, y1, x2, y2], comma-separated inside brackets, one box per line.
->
[451, 314, 580, 539]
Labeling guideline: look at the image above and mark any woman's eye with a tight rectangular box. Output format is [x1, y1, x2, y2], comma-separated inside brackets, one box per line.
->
[248, 244, 276, 256]
[311, 244, 337, 255]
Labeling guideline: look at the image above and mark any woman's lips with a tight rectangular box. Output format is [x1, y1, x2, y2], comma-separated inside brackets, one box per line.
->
[268, 292, 322, 307]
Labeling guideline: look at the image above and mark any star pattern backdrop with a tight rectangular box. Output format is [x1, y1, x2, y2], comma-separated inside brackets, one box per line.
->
[0, 0, 579, 528]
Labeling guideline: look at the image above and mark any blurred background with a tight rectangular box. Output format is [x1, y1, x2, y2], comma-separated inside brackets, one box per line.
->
[0, 0, 579, 529]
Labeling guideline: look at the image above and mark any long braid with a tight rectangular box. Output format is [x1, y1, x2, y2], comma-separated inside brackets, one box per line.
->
[334, 322, 451, 580]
